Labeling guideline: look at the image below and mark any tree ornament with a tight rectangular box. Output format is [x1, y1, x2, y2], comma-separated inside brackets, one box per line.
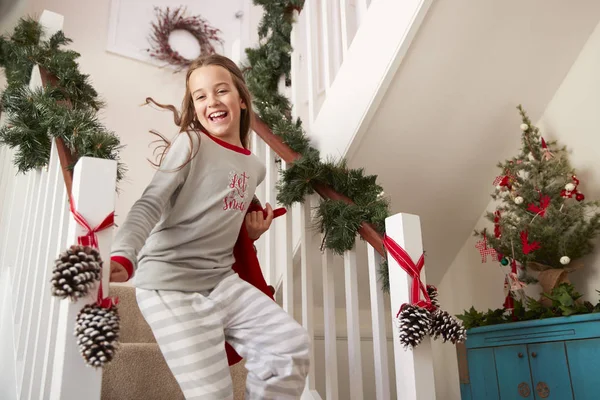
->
[501, 257, 509, 266]
[520, 123, 529, 131]
[475, 235, 498, 263]
[51, 245, 102, 301]
[147, 6, 223, 71]
[397, 304, 431, 349]
[74, 303, 120, 368]
[430, 309, 467, 344]
[527, 152, 536, 161]
[514, 196, 524, 205]
[576, 193, 585, 201]
[520, 231, 541, 255]
[560, 256, 571, 265]
[565, 183, 575, 192]
[527, 193, 550, 217]
[426, 285, 440, 309]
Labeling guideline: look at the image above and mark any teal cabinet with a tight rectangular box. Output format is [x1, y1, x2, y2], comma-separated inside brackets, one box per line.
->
[458, 313, 600, 400]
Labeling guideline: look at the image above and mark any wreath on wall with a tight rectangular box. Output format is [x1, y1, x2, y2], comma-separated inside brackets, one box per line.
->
[147, 6, 223, 71]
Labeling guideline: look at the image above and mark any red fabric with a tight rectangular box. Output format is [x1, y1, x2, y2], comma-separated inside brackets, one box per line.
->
[112, 255, 134, 279]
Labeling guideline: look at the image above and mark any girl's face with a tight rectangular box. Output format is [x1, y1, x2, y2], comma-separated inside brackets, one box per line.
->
[189, 65, 246, 145]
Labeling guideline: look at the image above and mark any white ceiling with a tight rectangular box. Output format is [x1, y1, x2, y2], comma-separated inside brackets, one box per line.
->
[347, 0, 600, 285]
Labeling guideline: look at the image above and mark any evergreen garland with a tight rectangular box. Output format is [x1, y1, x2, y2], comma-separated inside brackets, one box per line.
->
[0, 17, 125, 179]
[244, 0, 391, 279]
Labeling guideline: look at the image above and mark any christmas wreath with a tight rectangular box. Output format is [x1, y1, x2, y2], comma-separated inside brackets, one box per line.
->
[147, 6, 223, 71]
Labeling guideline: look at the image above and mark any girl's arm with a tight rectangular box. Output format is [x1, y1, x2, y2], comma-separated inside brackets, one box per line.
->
[111, 133, 195, 280]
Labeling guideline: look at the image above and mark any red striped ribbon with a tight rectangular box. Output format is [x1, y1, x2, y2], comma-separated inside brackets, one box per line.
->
[383, 234, 432, 316]
[69, 195, 118, 308]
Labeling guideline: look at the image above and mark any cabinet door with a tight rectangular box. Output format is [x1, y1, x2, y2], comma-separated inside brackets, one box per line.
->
[494, 345, 534, 399]
[566, 338, 600, 399]
[467, 348, 500, 400]
[527, 342, 573, 400]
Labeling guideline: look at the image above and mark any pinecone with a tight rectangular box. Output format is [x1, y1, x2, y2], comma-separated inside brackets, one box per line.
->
[427, 285, 439, 309]
[51, 245, 102, 301]
[397, 304, 432, 349]
[430, 309, 467, 344]
[75, 303, 120, 368]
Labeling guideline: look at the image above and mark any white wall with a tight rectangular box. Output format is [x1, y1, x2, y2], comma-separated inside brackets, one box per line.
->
[433, 19, 600, 400]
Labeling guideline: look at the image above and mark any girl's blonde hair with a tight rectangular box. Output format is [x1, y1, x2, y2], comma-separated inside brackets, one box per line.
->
[147, 54, 253, 169]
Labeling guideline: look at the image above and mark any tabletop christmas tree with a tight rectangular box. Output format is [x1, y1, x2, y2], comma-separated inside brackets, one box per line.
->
[474, 105, 600, 309]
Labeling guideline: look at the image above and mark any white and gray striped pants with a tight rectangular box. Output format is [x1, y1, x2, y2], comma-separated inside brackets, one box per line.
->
[136, 273, 310, 399]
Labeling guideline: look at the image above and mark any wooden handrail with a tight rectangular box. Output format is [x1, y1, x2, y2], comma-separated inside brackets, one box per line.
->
[251, 115, 386, 257]
[39, 67, 75, 197]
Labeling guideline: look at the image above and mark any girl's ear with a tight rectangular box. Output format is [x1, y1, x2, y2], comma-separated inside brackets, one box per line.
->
[240, 99, 247, 110]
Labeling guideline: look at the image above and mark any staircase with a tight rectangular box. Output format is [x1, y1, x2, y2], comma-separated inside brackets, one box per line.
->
[1, 5, 439, 400]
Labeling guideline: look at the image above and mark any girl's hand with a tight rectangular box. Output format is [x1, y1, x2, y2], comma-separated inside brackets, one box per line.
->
[110, 260, 129, 282]
[246, 202, 274, 240]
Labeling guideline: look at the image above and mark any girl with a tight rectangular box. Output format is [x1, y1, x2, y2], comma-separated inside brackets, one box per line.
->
[109, 54, 310, 400]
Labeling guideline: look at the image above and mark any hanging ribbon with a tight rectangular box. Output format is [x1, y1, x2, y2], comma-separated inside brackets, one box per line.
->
[69, 195, 118, 308]
[383, 234, 432, 316]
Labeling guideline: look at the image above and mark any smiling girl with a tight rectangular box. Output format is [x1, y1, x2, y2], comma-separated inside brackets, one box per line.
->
[109, 54, 310, 400]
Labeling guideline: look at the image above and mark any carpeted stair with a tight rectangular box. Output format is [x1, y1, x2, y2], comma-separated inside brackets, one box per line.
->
[101, 284, 247, 400]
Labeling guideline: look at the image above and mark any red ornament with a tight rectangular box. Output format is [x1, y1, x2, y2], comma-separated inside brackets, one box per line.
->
[493, 211, 502, 238]
[520, 231, 541, 255]
[475, 234, 498, 263]
[561, 175, 585, 201]
[527, 193, 550, 217]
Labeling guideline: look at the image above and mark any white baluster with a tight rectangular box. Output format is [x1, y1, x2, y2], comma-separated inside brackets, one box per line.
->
[49, 156, 117, 400]
[264, 148, 277, 286]
[367, 244, 391, 400]
[385, 213, 436, 399]
[40, 199, 69, 399]
[322, 248, 339, 400]
[282, 160, 294, 315]
[300, 195, 321, 399]
[304, 0, 320, 126]
[340, 0, 358, 57]
[320, 0, 333, 92]
[344, 244, 364, 399]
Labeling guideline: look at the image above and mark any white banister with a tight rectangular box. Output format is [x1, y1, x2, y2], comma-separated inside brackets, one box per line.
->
[49, 156, 117, 400]
[385, 213, 436, 399]
[264, 148, 277, 285]
[322, 248, 339, 400]
[367, 244, 392, 400]
[344, 244, 364, 399]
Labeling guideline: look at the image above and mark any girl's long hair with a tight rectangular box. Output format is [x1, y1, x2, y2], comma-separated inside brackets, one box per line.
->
[146, 54, 254, 170]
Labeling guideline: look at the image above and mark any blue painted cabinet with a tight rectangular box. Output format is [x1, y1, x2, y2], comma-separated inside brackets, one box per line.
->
[458, 313, 600, 400]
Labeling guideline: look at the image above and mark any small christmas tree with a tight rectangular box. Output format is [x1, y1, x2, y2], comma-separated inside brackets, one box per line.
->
[475, 105, 600, 303]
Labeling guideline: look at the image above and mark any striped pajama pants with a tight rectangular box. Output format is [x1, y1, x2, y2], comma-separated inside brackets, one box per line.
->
[136, 273, 310, 399]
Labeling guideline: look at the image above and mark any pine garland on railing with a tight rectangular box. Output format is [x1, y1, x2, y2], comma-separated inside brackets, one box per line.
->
[0, 17, 125, 179]
[244, 1, 392, 288]
[243, 1, 391, 279]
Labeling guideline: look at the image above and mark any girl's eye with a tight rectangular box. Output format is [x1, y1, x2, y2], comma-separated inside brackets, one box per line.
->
[196, 95, 205, 101]
[218, 90, 227, 94]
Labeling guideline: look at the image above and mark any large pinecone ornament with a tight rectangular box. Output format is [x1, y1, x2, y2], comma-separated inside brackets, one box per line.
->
[51, 245, 102, 301]
[75, 303, 120, 367]
[430, 309, 467, 344]
[397, 304, 432, 349]
[427, 285, 440, 309]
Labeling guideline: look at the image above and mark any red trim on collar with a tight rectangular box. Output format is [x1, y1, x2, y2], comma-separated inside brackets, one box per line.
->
[202, 130, 251, 155]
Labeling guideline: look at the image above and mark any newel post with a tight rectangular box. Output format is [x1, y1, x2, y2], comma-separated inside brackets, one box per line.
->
[385, 213, 436, 399]
[49, 157, 117, 400]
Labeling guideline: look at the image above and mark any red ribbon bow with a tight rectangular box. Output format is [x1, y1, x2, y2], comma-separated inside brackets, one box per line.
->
[69, 195, 118, 308]
[383, 234, 432, 316]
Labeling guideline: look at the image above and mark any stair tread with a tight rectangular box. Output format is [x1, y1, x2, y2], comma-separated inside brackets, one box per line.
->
[102, 343, 247, 400]
[110, 284, 156, 344]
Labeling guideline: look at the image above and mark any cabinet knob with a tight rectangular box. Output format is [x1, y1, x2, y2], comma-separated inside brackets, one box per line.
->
[518, 352, 524, 358]
[531, 352, 537, 358]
